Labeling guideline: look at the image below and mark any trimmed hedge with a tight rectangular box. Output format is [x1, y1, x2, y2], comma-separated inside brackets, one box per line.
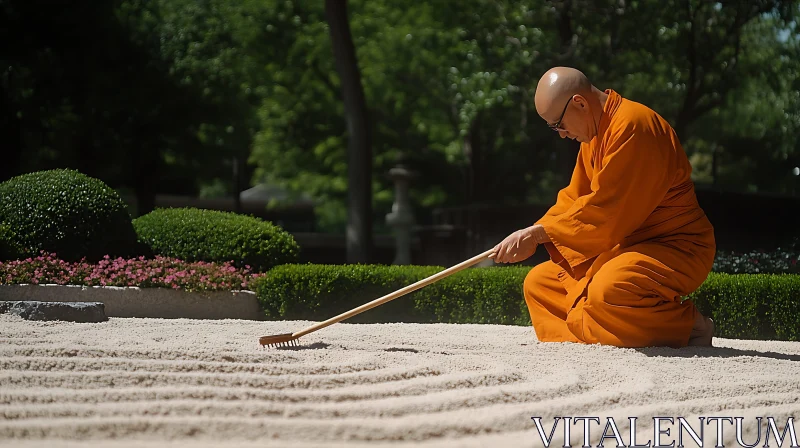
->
[252, 265, 800, 341]
[133, 207, 300, 272]
[254, 264, 532, 325]
[0, 169, 139, 261]
[688, 273, 800, 341]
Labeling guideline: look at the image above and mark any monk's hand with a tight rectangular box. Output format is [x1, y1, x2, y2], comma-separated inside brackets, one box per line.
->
[489, 226, 540, 264]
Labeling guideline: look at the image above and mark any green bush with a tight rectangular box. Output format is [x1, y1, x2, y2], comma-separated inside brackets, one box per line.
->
[687, 273, 800, 341]
[253, 265, 800, 341]
[133, 207, 300, 272]
[253, 264, 531, 325]
[0, 169, 139, 261]
[0, 222, 24, 261]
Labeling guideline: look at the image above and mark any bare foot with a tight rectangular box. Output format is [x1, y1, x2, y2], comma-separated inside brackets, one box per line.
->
[688, 313, 714, 347]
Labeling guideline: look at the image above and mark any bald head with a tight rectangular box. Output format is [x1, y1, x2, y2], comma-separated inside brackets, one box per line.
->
[534, 67, 607, 143]
[535, 67, 592, 116]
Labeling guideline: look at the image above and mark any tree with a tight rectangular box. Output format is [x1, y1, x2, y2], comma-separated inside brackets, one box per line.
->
[7, 0, 797, 243]
[249, 0, 570, 233]
[560, 0, 796, 138]
[0, 0, 264, 214]
[325, 0, 373, 263]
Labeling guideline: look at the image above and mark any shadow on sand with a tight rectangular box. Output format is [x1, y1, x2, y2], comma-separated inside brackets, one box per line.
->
[636, 345, 800, 362]
[275, 342, 331, 351]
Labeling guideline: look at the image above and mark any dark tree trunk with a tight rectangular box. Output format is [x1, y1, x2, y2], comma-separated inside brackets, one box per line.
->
[0, 72, 23, 183]
[233, 156, 242, 214]
[133, 141, 158, 217]
[554, 0, 576, 62]
[325, 0, 372, 263]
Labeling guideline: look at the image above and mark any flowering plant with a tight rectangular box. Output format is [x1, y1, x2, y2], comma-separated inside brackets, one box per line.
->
[0, 252, 265, 292]
[712, 238, 800, 274]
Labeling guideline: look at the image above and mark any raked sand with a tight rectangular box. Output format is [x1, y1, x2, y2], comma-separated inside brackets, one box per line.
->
[1, 314, 800, 447]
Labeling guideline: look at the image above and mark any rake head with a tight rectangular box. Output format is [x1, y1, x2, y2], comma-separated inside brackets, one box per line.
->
[259, 333, 300, 348]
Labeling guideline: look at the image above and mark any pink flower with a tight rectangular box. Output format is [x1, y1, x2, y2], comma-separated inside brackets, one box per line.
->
[2, 253, 259, 292]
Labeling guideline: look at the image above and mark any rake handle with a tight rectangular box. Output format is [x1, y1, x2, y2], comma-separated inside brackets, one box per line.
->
[292, 248, 497, 339]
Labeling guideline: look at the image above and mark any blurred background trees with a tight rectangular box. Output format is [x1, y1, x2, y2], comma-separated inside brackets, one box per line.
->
[3, 0, 799, 236]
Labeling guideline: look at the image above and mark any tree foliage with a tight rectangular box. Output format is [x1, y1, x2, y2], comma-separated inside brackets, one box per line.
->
[247, 0, 800, 230]
[2, 0, 799, 232]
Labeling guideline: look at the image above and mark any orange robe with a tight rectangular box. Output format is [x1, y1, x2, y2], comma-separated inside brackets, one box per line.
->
[525, 89, 716, 348]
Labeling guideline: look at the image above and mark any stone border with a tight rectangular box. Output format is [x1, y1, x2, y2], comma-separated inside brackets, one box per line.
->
[0, 284, 263, 320]
[1, 300, 108, 322]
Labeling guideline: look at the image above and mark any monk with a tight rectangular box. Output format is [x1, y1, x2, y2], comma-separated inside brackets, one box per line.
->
[490, 66, 716, 348]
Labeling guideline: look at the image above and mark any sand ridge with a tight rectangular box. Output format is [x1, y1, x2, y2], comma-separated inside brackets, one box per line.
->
[1, 314, 800, 447]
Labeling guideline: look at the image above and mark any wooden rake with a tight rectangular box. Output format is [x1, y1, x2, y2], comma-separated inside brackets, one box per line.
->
[258, 248, 496, 348]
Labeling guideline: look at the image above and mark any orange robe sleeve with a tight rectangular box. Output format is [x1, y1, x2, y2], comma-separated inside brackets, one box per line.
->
[538, 120, 674, 275]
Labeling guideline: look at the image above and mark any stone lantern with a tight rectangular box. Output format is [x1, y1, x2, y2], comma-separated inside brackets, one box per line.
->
[385, 165, 415, 265]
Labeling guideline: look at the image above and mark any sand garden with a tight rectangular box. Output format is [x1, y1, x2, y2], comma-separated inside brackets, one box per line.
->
[2, 314, 800, 447]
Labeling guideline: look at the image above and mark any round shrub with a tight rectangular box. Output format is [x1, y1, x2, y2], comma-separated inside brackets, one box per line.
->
[0, 221, 24, 261]
[0, 169, 139, 261]
[133, 207, 300, 272]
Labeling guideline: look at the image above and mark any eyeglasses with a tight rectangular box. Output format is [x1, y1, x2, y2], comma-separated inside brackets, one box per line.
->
[547, 97, 572, 131]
